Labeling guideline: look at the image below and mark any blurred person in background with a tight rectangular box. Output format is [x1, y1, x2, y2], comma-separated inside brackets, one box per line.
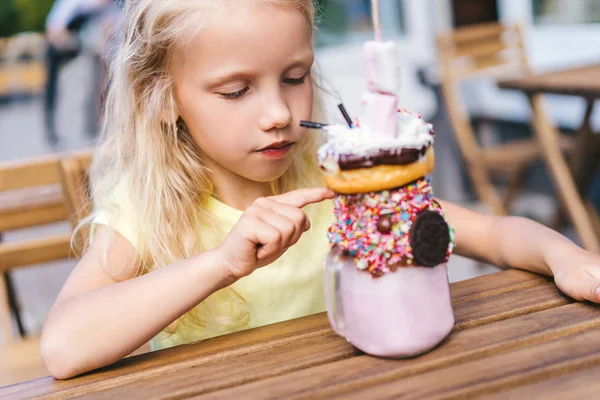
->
[44, 0, 118, 145]
[343, 0, 371, 30]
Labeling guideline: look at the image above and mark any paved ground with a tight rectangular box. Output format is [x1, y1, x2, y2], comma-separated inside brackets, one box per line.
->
[2, 53, 564, 341]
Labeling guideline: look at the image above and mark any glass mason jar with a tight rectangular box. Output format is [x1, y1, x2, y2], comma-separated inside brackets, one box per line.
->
[324, 180, 455, 358]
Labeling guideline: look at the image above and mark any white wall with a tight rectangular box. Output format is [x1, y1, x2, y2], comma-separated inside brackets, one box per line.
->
[315, 0, 438, 122]
[316, 0, 600, 129]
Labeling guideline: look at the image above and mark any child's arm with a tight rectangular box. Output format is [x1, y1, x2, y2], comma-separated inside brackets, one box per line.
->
[41, 188, 334, 379]
[40, 226, 235, 380]
[439, 200, 600, 303]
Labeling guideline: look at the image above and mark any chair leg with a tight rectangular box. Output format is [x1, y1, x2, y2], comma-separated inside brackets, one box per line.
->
[529, 94, 599, 253]
[575, 146, 600, 199]
[468, 163, 508, 216]
[503, 163, 530, 212]
[552, 104, 598, 234]
[0, 274, 15, 343]
[550, 202, 568, 232]
[586, 202, 600, 239]
[569, 99, 595, 180]
[0, 233, 26, 338]
[4, 273, 26, 338]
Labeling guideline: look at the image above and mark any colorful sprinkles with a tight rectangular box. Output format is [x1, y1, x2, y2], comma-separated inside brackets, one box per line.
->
[328, 178, 455, 277]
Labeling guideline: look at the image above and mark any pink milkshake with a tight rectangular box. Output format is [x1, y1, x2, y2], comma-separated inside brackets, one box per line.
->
[320, 179, 456, 358]
[325, 248, 454, 358]
[304, 0, 456, 358]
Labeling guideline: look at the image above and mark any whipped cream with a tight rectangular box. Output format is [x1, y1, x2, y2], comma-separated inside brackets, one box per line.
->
[317, 110, 434, 165]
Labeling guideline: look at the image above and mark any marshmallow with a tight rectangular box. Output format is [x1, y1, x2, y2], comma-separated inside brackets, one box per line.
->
[362, 92, 398, 138]
[364, 41, 399, 94]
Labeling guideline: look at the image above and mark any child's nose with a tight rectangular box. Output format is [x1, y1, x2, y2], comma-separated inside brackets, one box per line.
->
[258, 93, 292, 132]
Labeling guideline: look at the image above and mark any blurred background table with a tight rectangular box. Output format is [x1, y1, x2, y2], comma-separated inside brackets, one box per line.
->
[499, 64, 600, 253]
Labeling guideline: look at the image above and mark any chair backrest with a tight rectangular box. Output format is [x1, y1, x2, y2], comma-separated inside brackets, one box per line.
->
[0, 33, 47, 96]
[0, 156, 73, 271]
[58, 154, 94, 256]
[4, 33, 46, 62]
[437, 22, 531, 82]
[436, 22, 531, 162]
[0, 151, 92, 343]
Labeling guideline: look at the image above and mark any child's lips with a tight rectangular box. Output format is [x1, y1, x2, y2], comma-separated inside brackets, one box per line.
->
[257, 140, 294, 151]
[255, 142, 295, 158]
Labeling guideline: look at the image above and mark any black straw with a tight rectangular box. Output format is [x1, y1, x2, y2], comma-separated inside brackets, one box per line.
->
[300, 121, 329, 130]
[337, 103, 354, 128]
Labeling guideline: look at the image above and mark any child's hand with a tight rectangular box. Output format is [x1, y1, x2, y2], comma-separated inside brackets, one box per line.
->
[551, 251, 600, 303]
[218, 188, 335, 281]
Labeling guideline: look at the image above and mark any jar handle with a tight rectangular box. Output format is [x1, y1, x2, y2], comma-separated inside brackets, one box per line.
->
[324, 249, 346, 336]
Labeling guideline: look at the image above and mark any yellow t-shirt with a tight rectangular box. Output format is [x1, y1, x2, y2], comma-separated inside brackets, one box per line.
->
[93, 187, 333, 351]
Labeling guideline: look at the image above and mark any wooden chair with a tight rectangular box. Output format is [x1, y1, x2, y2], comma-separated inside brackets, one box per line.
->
[0, 156, 72, 341]
[0, 155, 67, 385]
[58, 154, 93, 257]
[0, 151, 92, 386]
[0, 32, 47, 97]
[437, 22, 574, 215]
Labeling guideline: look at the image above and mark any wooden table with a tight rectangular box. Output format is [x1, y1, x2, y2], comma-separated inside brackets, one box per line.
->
[499, 64, 600, 253]
[2, 269, 600, 399]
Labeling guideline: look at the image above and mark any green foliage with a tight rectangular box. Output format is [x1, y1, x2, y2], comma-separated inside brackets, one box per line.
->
[316, 0, 348, 34]
[0, 0, 54, 37]
[0, 0, 21, 37]
[15, 0, 55, 33]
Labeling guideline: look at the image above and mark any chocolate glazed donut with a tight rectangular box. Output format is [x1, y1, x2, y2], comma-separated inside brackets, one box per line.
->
[410, 210, 451, 267]
[338, 147, 428, 170]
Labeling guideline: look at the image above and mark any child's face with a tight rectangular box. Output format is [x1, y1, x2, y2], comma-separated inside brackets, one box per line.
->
[172, 3, 314, 186]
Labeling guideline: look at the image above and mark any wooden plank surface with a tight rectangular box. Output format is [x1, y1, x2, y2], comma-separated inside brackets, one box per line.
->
[82, 332, 356, 400]
[70, 282, 575, 400]
[0, 150, 93, 192]
[499, 64, 600, 97]
[0, 338, 47, 388]
[0, 270, 542, 399]
[0, 185, 67, 232]
[1, 271, 589, 400]
[0, 202, 67, 233]
[450, 269, 548, 304]
[0, 157, 61, 192]
[192, 303, 598, 400]
[0, 235, 73, 273]
[454, 39, 508, 59]
[0, 271, 571, 400]
[453, 282, 570, 330]
[480, 363, 600, 400]
[0, 313, 333, 400]
[444, 22, 505, 44]
[333, 326, 600, 399]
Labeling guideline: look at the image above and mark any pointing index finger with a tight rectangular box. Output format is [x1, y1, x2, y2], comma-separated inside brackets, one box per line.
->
[270, 188, 335, 209]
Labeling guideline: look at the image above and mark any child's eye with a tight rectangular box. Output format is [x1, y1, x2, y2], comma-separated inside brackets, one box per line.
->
[220, 87, 249, 100]
[283, 74, 307, 86]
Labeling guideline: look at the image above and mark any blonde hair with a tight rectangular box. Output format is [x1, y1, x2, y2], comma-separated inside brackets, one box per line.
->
[81, 0, 326, 343]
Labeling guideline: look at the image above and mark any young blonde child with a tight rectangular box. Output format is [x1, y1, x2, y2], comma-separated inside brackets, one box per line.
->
[41, 0, 600, 379]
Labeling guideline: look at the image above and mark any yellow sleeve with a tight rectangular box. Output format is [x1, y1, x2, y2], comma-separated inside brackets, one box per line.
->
[90, 179, 139, 248]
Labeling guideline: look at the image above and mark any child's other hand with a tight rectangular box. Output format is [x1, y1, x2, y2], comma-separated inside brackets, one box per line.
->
[218, 188, 335, 281]
[551, 251, 600, 303]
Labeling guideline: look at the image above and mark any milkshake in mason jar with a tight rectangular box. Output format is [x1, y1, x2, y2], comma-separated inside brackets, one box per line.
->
[307, 0, 456, 358]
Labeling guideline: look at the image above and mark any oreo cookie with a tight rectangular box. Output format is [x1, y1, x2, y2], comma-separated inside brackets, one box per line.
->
[410, 210, 450, 267]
